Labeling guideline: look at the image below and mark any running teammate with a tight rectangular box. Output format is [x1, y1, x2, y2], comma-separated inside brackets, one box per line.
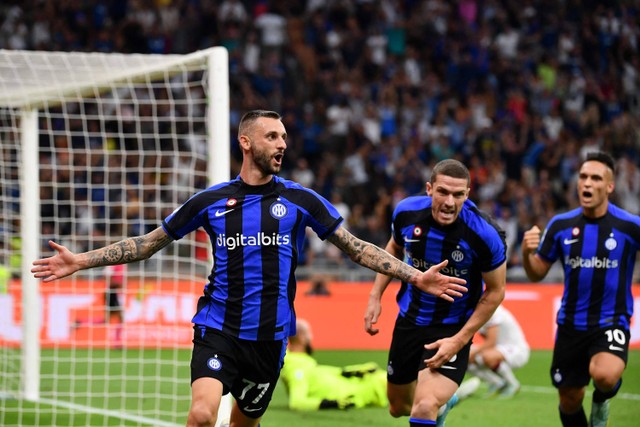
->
[522, 151, 639, 427]
[365, 158, 507, 427]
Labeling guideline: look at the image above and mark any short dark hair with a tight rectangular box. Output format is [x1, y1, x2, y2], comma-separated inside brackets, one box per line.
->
[238, 110, 281, 137]
[583, 151, 615, 174]
[430, 159, 470, 186]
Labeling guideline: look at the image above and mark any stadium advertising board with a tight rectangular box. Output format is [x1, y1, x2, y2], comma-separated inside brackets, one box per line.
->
[1, 281, 639, 350]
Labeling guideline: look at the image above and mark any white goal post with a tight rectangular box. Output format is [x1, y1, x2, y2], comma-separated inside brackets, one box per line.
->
[0, 47, 229, 426]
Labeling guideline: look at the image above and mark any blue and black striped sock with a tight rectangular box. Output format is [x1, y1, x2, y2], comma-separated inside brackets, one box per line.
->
[409, 417, 436, 426]
[593, 378, 622, 403]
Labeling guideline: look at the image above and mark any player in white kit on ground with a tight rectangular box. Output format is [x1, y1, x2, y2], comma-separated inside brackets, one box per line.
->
[458, 305, 530, 399]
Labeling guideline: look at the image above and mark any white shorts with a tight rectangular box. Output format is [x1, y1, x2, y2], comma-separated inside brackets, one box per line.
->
[497, 344, 530, 369]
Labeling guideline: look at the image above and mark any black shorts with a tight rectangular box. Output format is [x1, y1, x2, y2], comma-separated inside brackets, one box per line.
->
[105, 289, 121, 312]
[387, 315, 470, 386]
[551, 324, 630, 388]
[190, 326, 287, 418]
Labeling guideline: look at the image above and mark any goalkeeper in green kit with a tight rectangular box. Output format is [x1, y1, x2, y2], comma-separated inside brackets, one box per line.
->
[280, 319, 388, 411]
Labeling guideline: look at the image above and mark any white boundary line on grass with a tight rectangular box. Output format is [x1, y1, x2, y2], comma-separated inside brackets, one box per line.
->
[38, 397, 182, 427]
[11, 386, 640, 425]
[521, 385, 640, 401]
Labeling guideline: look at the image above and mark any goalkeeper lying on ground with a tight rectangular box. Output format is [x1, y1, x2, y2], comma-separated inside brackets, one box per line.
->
[280, 318, 388, 411]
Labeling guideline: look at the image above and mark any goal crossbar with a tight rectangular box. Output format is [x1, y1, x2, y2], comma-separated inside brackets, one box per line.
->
[0, 48, 222, 110]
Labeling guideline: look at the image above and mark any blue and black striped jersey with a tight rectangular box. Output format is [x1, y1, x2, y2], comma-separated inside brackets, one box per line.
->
[162, 176, 343, 341]
[537, 203, 640, 330]
[391, 197, 506, 327]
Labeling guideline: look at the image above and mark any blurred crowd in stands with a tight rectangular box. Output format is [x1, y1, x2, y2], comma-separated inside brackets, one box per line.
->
[1, 0, 639, 276]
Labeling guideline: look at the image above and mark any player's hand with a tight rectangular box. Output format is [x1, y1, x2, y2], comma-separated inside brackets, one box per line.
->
[415, 260, 467, 302]
[364, 296, 382, 335]
[31, 240, 80, 282]
[423, 336, 465, 370]
[521, 225, 541, 255]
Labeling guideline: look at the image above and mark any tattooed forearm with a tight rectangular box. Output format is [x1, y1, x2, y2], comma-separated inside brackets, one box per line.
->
[87, 239, 140, 267]
[328, 228, 416, 283]
[85, 228, 172, 268]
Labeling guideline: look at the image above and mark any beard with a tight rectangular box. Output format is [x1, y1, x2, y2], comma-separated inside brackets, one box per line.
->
[252, 145, 282, 175]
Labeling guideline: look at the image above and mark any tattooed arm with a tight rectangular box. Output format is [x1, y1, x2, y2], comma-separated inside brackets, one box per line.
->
[32, 227, 173, 282]
[327, 227, 467, 301]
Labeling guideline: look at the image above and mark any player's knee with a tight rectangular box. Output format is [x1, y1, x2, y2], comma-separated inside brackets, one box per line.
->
[388, 399, 411, 418]
[479, 349, 503, 369]
[410, 396, 439, 418]
[186, 401, 217, 427]
[591, 370, 620, 391]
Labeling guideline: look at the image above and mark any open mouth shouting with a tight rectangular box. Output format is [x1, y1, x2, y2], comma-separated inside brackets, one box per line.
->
[581, 190, 593, 203]
[274, 152, 284, 166]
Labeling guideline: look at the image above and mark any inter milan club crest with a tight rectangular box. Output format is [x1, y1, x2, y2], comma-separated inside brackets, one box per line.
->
[605, 233, 617, 251]
[270, 202, 287, 219]
[207, 356, 222, 371]
[553, 369, 563, 385]
[451, 248, 464, 262]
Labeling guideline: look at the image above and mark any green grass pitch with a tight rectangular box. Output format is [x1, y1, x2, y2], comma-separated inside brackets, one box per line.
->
[2, 349, 639, 426]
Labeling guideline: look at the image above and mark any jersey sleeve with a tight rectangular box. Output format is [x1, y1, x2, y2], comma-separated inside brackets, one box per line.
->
[285, 185, 343, 240]
[537, 218, 561, 263]
[161, 190, 210, 240]
[391, 208, 402, 246]
[475, 219, 507, 272]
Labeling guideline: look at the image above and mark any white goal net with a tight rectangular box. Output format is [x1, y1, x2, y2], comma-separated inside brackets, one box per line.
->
[0, 47, 229, 426]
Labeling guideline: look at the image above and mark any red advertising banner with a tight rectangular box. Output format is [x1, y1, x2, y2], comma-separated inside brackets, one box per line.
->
[0, 279, 200, 348]
[295, 283, 640, 350]
[1, 280, 639, 350]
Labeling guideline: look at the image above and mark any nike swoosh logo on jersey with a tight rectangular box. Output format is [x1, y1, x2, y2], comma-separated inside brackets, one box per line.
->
[609, 344, 624, 351]
[563, 238, 579, 245]
[243, 406, 263, 412]
[404, 237, 421, 243]
[215, 209, 235, 217]
[439, 365, 457, 370]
